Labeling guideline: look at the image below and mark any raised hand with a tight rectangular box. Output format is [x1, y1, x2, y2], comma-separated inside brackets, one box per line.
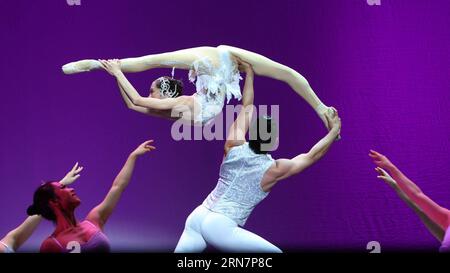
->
[369, 150, 394, 170]
[131, 140, 156, 157]
[60, 162, 84, 186]
[236, 57, 253, 74]
[375, 167, 398, 190]
[99, 59, 122, 76]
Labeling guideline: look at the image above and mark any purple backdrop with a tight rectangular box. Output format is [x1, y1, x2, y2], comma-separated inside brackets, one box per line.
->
[0, 0, 449, 252]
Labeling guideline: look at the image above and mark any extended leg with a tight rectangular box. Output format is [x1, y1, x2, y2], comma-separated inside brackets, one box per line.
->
[218, 45, 336, 134]
[62, 46, 219, 74]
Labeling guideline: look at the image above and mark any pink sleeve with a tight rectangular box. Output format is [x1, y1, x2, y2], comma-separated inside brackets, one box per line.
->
[388, 165, 450, 230]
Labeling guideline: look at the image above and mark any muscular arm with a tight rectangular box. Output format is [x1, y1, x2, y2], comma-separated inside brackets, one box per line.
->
[272, 124, 340, 181]
[1, 216, 42, 252]
[224, 62, 255, 153]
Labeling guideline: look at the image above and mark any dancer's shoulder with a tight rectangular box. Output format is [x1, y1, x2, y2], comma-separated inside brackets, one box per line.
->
[40, 237, 62, 253]
[224, 140, 246, 155]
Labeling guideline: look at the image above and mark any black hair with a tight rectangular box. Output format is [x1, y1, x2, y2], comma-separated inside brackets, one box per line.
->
[156, 77, 183, 98]
[26, 182, 57, 221]
[248, 115, 279, 154]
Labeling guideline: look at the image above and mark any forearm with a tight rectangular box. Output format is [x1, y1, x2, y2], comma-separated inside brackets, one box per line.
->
[5, 216, 42, 251]
[115, 72, 176, 110]
[388, 165, 450, 229]
[307, 127, 339, 161]
[387, 165, 421, 195]
[394, 188, 444, 242]
[117, 80, 136, 108]
[86, 153, 140, 228]
[114, 72, 143, 105]
[117, 80, 165, 116]
[112, 153, 138, 191]
[242, 72, 254, 107]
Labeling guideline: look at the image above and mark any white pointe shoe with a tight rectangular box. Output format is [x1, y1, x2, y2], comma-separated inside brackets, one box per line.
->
[62, 60, 100, 74]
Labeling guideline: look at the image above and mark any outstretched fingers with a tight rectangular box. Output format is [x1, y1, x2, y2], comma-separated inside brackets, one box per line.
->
[143, 139, 156, 151]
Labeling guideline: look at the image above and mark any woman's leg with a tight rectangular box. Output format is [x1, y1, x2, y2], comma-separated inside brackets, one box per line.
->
[174, 205, 209, 253]
[62, 46, 219, 74]
[201, 212, 282, 253]
[218, 45, 335, 132]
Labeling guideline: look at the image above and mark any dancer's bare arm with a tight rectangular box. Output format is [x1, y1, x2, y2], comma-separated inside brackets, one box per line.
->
[370, 150, 450, 230]
[375, 167, 445, 242]
[265, 110, 340, 188]
[101, 59, 186, 111]
[86, 140, 155, 228]
[116, 80, 151, 114]
[224, 60, 255, 153]
[1, 216, 42, 252]
[116, 80, 170, 118]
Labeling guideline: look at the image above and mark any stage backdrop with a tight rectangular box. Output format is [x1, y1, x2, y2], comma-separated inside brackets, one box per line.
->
[0, 0, 449, 252]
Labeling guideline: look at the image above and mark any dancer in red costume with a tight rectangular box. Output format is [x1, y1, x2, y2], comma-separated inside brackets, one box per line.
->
[27, 140, 155, 253]
[370, 150, 450, 252]
[0, 163, 83, 253]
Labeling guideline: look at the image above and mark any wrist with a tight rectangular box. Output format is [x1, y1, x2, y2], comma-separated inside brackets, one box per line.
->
[385, 163, 396, 172]
[129, 153, 139, 160]
[330, 126, 340, 136]
[315, 103, 328, 115]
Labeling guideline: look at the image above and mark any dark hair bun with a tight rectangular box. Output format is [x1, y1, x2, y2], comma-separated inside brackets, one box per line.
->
[28, 182, 58, 221]
[26, 204, 39, 216]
